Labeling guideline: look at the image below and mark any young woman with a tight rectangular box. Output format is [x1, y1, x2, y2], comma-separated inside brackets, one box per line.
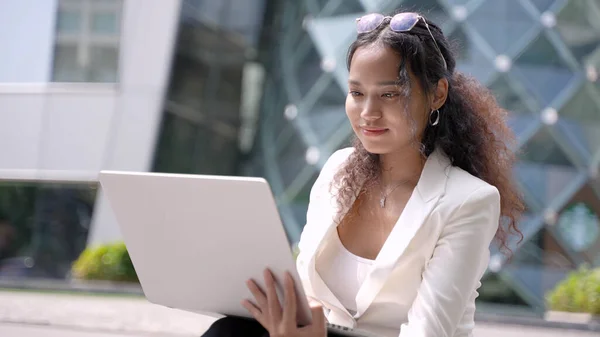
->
[203, 11, 523, 337]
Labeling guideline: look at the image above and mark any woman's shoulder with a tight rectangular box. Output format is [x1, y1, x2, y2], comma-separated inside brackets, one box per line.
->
[323, 147, 354, 170]
[307, 147, 354, 198]
[443, 160, 500, 207]
[316, 147, 354, 179]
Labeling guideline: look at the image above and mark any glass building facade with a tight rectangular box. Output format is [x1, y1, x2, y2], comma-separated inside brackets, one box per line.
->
[2, 0, 599, 314]
[148, 0, 600, 312]
[147, 0, 599, 312]
[152, 0, 273, 176]
[233, 0, 600, 311]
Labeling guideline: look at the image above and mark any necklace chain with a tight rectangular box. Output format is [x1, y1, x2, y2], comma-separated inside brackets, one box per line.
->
[379, 179, 410, 208]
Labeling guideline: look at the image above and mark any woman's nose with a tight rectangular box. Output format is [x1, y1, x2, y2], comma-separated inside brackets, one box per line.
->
[360, 99, 382, 120]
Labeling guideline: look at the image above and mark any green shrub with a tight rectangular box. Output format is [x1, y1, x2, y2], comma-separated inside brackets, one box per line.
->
[71, 241, 138, 283]
[546, 266, 600, 315]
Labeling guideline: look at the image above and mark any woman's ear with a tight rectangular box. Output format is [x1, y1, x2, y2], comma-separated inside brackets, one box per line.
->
[431, 78, 448, 110]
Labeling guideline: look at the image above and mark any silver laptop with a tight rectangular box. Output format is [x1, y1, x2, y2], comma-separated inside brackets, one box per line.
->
[99, 170, 377, 337]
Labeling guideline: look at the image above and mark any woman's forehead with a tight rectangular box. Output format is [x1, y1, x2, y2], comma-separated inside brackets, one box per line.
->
[349, 44, 417, 86]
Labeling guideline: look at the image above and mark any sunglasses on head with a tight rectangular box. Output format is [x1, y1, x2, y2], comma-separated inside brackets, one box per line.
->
[355, 12, 448, 71]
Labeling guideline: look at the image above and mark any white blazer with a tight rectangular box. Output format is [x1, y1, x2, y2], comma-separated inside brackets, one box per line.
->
[296, 147, 500, 337]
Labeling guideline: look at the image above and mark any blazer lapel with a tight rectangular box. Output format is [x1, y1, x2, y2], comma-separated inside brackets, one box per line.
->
[354, 149, 451, 318]
[300, 181, 358, 327]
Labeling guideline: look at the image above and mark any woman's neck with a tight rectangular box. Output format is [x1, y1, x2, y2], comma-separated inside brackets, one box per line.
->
[378, 147, 425, 187]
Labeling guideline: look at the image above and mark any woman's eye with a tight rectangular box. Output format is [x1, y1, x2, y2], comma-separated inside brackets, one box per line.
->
[382, 92, 398, 98]
[349, 91, 362, 97]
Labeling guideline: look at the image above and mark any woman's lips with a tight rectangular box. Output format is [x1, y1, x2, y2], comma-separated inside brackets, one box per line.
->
[361, 127, 388, 136]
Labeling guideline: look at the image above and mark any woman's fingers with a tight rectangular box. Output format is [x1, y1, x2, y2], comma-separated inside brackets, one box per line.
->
[241, 299, 267, 327]
[264, 269, 283, 321]
[309, 300, 326, 331]
[282, 271, 297, 326]
[246, 279, 268, 308]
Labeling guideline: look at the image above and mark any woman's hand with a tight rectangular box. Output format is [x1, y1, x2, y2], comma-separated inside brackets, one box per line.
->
[242, 269, 326, 337]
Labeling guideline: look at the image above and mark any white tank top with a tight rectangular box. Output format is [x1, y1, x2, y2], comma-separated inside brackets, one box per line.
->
[315, 230, 375, 314]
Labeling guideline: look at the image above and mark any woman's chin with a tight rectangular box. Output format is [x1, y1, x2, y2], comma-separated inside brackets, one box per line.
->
[360, 142, 389, 155]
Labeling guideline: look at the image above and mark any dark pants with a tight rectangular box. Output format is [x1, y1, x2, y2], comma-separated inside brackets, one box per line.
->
[201, 316, 347, 337]
[201, 316, 268, 337]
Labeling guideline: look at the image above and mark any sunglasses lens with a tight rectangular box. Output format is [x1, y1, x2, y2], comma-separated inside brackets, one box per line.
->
[357, 13, 385, 33]
[389, 12, 420, 32]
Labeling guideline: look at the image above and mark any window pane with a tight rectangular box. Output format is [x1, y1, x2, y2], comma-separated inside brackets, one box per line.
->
[52, 44, 86, 82]
[92, 12, 119, 34]
[53, 0, 123, 83]
[57, 10, 82, 33]
[88, 46, 119, 82]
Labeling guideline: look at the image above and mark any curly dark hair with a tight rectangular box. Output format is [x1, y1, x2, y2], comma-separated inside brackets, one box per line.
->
[334, 13, 524, 255]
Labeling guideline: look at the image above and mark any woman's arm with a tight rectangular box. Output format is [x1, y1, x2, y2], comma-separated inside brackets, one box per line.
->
[400, 184, 500, 337]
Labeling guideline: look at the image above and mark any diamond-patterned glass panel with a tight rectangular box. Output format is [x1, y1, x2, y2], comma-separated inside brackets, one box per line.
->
[397, 0, 451, 28]
[552, 83, 600, 161]
[557, 83, 600, 124]
[294, 41, 325, 98]
[518, 127, 574, 167]
[489, 75, 533, 115]
[444, 0, 472, 5]
[512, 34, 575, 107]
[506, 115, 538, 141]
[589, 54, 600, 93]
[554, 119, 600, 163]
[318, 0, 362, 15]
[276, 131, 309, 188]
[499, 228, 576, 308]
[263, 78, 292, 142]
[307, 80, 348, 144]
[359, 0, 396, 13]
[514, 162, 578, 210]
[530, 0, 557, 13]
[248, 0, 600, 311]
[555, 0, 600, 63]
[468, 0, 536, 54]
[448, 25, 495, 83]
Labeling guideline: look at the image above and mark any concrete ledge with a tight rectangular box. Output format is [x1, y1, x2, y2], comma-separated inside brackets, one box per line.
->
[545, 311, 600, 325]
[0, 290, 216, 336]
[476, 312, 600, 332]
[0, 278, 143, 296]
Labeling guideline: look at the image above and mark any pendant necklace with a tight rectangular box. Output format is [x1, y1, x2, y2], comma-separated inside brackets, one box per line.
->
[379, 179, 409, 208]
